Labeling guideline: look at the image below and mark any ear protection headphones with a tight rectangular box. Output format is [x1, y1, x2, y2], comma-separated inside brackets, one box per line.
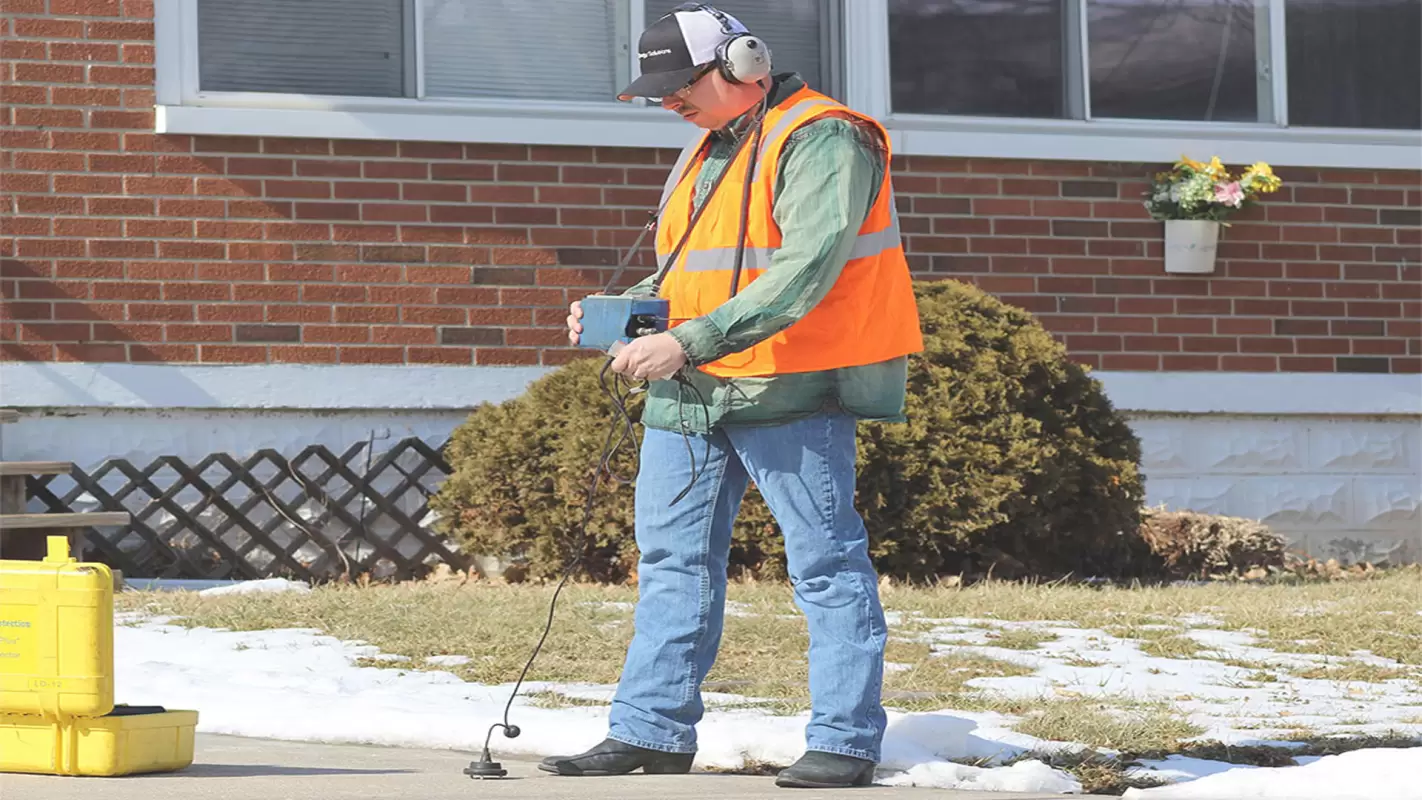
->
[674, 2, 772, 86]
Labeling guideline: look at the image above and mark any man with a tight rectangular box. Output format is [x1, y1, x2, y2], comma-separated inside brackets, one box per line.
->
[544, 3, 923, 790]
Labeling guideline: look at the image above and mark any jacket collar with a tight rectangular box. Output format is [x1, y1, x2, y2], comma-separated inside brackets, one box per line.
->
[713, 72, 806, 144]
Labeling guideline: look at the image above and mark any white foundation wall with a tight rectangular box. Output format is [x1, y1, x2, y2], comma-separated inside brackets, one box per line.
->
[2, 363, 1419, 566]
[1128, 414, 1421, 565]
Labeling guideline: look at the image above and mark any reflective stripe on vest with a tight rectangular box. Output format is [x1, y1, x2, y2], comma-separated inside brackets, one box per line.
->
[677, 205, 902, 273]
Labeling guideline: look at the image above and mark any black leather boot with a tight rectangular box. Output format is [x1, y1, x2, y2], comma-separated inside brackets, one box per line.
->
[775, 751, 876, 789]
[537, 737, 696, 776]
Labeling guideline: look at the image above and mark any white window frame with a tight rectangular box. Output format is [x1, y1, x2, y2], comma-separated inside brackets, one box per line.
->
[154, 0, 1421, 169]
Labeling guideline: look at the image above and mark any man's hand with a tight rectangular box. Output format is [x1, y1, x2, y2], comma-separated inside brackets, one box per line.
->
[609, 332, 687, 381]
[566, 300, 583, 346]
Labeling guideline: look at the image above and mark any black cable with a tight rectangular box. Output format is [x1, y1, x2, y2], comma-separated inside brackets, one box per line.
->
[477, 357, 645, 762]
[728, 91, 771, 300]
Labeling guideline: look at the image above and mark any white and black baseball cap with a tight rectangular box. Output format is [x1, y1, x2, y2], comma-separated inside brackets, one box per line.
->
[617, 4, 752, 101]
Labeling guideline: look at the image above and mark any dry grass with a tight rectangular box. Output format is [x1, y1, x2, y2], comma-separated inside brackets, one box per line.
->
[1012, 700, 1205, 753]
[117, 568, 1422, 794]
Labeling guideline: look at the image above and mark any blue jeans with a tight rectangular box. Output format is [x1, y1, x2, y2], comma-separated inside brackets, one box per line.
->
[606, 411, 889, 763]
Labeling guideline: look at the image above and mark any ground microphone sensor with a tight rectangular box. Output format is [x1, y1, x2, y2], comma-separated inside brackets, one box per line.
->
[464, 724, 521, 780]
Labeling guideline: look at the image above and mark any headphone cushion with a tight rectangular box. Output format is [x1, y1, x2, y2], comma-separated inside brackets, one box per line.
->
[719, 35, 771, 84]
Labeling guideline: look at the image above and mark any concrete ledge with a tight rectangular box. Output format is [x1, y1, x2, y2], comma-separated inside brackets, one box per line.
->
[2, 362, 1419, 416]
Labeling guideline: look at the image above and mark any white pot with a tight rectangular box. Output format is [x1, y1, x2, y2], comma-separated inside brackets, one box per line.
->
[1164, 219, 1221, 274]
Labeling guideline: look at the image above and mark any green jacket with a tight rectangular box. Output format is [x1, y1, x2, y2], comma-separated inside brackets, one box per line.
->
[627, 73, 912, 434]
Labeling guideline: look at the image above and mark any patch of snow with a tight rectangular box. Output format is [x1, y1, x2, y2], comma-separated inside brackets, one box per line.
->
[424, 655, 471, 667]
[1126, 755, 1262, 783]
[877, 758, 1083, 794]
[581, 601, 634, 613]
[198, 578, 311, 597]
[1120, 747, 1422, 799]
[725, 600, 757, 618]
[934, 624, 1422, 745]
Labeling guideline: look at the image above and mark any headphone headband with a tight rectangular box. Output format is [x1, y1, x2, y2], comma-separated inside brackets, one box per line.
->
[671, 3, 771, 86]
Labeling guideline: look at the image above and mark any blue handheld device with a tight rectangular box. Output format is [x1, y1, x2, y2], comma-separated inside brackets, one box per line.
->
[577, 295, 670, 352]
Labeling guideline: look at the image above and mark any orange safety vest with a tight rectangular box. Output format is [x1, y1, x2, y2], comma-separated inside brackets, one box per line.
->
[654, 86, 924, 379]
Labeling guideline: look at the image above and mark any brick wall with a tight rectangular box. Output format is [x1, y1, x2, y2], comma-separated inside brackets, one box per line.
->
[3, 1, 1420, 373]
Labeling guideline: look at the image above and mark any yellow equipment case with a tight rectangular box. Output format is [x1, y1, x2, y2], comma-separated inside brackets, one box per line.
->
[0, 536, 198, 776]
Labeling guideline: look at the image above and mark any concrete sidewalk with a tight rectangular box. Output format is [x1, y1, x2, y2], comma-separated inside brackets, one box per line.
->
[7, 734, 1080, 799]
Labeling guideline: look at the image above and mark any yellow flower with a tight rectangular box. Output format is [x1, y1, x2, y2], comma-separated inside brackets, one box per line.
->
[1206, 156, 1230, 181]
[1243, 162, 1282, 193]
[1177, 155, 1208, 173]
[1246, 161, 1275, 179]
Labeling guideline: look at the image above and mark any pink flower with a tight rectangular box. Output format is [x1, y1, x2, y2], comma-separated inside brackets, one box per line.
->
[1214, 181, 1244, 208]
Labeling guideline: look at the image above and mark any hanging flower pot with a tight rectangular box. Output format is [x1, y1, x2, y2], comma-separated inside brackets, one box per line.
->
[1144, 156, 1284, 276]
[1164, 219, 1221, 274]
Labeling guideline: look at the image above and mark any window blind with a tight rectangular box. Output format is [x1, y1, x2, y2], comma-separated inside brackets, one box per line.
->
[421, 0, 621, 102]
[197, 0, 409, 97]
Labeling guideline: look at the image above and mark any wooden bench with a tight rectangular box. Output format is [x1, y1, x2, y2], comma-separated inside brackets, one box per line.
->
[0, 413, 133, 577]
[0, 462, 132, 563]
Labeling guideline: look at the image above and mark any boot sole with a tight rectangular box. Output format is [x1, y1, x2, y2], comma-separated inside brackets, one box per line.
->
[775, 767, 875, 789]
[537, 756, 695, 777]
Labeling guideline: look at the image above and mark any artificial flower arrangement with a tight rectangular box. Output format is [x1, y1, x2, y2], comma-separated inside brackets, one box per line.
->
[1144, 155, 1283, 223]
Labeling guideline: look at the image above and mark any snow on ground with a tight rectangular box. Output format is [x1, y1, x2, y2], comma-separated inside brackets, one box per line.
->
[197, 578, 312, 597]
[112, 614, 1081, 793]
[113, 600, 1422, 797]
[1120, 747, 1422, 799]
[918, 619, 1422, 746]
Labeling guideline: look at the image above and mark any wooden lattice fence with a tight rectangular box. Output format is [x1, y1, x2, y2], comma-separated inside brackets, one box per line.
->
[25, 437, 469, 581]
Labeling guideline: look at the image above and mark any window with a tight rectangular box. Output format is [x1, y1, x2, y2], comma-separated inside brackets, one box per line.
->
[197, 1, 412, 97]
[156, 0, 1419, 168]
[423, 0, 623, 102]
[1087, 0, 1263, 123]
[1285, 0, 1422, 130]
[887, 0, 1068, 118]
[886, 0, 1421, 131]
[195, 0, 626, 103]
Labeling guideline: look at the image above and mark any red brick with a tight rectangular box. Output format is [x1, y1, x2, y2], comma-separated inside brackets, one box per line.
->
[267, 305, 332, 324]
[18, 196, 85, 215]
[51, 41, 120, 61]
[122, 43, 153, 63]
[262, 138, 331, 156]
[268, 264, 333, 282]
[20, 239, 86, 257]
[475, 348, 539, 366]
[199, 345, 266, 363]
[310, 286, 373, 305]
[294, 202, 361, 221]
[303, 326, 369, 344]
[16, 108, 84, 128]
[271, 346, 338, 363]
[265, 222, 332, 241]
[196, 221, 264, 239]
[14, 18, 84, 37]
[14, 63, 84, 82]
[92, 281, 160, 300]
[365, 161, 428, 180]
[90, 65, 152, 84]
[408, 347, 474, 365]
[1, 85, 49, 106]
[55, 217, 123, 237]
[366, 204, 431, 223]
[339, 346, 404, 364]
